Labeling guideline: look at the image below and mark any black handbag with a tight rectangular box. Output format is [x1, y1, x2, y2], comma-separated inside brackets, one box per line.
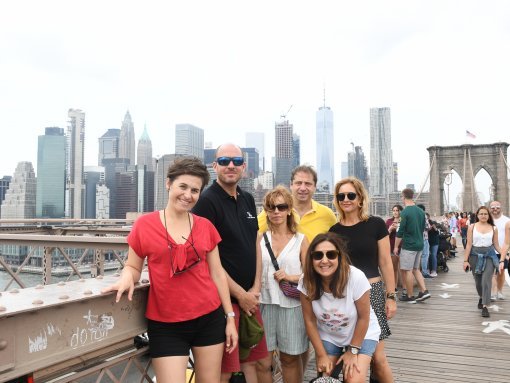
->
[309, 362, 343, 382]
[263, 232, 300, 299]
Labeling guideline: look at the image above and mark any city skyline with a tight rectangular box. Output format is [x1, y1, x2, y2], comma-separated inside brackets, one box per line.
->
[1, 1, 508, 203]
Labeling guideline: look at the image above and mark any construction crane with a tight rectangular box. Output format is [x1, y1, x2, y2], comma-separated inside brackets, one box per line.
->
[280, 104, 293, 120]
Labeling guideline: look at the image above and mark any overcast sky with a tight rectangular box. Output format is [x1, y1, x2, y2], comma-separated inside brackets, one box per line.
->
[1, 1, 509, 206]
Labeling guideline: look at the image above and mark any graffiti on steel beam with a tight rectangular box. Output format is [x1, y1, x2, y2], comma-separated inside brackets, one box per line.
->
[70, 309, 115, 349]
[29, 323, 62, 353]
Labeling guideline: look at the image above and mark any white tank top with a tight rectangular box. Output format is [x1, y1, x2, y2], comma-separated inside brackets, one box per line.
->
[472, 226, 494, 247]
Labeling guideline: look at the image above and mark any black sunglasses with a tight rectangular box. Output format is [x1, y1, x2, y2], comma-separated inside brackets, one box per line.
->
[216, 156, 244, 166]
[311, 250, 340, 261]
[164, 212, 201, 276]
[169, 239, 202, 276]
[336, 192, 357, 202]
[267, 203, 289, 212]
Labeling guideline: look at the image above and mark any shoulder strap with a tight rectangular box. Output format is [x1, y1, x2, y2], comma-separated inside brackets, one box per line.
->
[263, 232, 280, 271]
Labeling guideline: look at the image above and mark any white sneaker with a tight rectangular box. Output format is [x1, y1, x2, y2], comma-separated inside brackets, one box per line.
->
[491, 294, 497, 302]
[497, 291, 505, 300]
[430, 271, 438, 277]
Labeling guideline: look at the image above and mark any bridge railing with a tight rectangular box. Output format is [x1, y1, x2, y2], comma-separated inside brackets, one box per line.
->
[0, 222, 157, 382]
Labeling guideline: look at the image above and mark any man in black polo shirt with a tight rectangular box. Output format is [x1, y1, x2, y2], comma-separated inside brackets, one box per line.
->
[193, 143, 269, 383]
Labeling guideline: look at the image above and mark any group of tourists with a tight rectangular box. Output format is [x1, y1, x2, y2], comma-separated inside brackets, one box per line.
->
[103, 142, 468, 383]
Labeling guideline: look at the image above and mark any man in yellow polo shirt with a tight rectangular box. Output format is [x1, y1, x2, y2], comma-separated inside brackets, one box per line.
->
[258, 165, 337, 242]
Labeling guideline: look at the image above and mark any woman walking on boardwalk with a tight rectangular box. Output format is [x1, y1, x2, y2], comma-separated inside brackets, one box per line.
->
[256, 186, 309, 383]
[386, 204, 403, 292]
[299, 232, 381, 383]
[329, 177, 396, 383]
[463, 206, 506, 318]
[102, 157, 237, 383]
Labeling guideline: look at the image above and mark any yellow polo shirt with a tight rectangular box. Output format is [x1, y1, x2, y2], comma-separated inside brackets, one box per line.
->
[257, 200, 337, 243]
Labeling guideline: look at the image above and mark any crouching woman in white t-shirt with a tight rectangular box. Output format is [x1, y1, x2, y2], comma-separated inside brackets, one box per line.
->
[298, 232, 381, 383]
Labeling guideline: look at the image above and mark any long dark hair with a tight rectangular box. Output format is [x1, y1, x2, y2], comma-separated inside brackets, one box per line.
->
[302, 232, 351, 301]
[475, 206, 495, 226]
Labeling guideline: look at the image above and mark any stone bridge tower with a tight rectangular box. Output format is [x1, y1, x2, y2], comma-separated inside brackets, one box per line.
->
[427, 143, 509, 216]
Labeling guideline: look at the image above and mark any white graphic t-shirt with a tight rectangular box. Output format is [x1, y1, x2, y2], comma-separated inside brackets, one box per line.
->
[298, 266, 381, 346]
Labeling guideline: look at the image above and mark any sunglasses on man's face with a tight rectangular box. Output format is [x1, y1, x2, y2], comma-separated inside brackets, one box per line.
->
[336, 192, 357, 202]
[216, 156, 244, 166]
[311, 249, 340, 261]
[267, 203, 289, 212]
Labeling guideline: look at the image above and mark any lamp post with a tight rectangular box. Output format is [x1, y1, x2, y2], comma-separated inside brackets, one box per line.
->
[444, 170, 453, 212]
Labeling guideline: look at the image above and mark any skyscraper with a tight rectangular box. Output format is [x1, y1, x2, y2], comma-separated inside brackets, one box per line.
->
[348, 145, 369, 189]
[37, 127, 66, 218]
[369, 107, 394, 197]
[119, 111, 136, 165]
[175, 124, 204, 159]
[292, 133, 300, 170]
[246, 132, 265, 171]
[0, 176, 12, 217]
[98, 128, 120, 166]
[241, 147, 260, 178]
[137, 125, 153, 171]
[1, 162, 36, 219]
[66, 108, 86, 218]
[274, 120, 293, 186]
[316, 102, 334, 192]
[84, 166, 106, 219]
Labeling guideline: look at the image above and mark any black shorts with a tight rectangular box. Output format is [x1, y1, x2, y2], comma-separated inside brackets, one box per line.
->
[147, 306, 226, 358]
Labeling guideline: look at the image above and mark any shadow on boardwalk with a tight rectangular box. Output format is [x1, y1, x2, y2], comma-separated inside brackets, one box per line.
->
[301, 247, 510, 382]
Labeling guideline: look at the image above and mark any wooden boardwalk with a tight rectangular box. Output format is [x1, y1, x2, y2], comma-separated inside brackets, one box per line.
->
[303, 247, 510, 382]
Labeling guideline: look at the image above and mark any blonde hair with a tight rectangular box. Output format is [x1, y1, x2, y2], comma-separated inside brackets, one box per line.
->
[263, 185, 297, 234]
[333, 177, 370, 222]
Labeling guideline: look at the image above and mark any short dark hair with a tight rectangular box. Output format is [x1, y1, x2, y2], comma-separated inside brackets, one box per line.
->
[402, 188, 414, 199]
[291, 165, 317, 185]
[166, 157, 209, 191]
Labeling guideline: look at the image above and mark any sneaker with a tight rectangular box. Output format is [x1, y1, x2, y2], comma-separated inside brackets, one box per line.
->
[491, 294, 497, 302]
[400, 295, 417, 303]
[497, 291, 505, 300]
[430, 271, 438, 277]
[482, 307, 490, 318]
[478, 298, 483, 310]
[416, 290, 431, 302]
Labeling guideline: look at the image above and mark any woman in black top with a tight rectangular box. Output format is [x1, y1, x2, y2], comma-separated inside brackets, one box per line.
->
[329, 177, 396, 383]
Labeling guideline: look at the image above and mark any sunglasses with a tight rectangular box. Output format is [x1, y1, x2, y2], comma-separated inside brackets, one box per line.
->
[216, 156, 244, 166]
[267, 203, 289, 212]
[169, 240, 202, 275]
[336, 192, 357, 202]
[311, 250, 340, 261]
[490, 206, 501, 209]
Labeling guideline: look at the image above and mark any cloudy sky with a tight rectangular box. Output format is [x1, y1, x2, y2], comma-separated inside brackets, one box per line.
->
[1, 1, 509, 206]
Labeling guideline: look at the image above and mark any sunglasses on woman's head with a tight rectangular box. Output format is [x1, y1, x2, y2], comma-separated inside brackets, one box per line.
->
[216, 156, 244, 166]
[311, 249, 340, 261]
[336, 192, 357, 202]
[267, 203, 289, 212]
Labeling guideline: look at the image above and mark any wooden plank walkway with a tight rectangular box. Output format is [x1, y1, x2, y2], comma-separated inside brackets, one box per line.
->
[302, 247, 510, 382]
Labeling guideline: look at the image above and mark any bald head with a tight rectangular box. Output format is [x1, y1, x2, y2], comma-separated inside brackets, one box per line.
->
[216, 143, 242, 158]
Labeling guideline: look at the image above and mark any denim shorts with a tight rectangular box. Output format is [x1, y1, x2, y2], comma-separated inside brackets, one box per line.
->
[321, 339, 378, 357]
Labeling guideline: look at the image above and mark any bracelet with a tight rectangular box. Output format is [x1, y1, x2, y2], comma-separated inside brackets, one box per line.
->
[463, 260, 468, 262]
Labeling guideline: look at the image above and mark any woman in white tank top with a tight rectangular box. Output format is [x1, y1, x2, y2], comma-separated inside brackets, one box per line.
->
[463, 206, 506, 318]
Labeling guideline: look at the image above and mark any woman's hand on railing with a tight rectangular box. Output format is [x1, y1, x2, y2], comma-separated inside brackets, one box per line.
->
[101, 271, 135, 303]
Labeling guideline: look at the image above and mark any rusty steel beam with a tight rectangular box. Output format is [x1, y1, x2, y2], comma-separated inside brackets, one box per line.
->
[0, 272, 149, 382]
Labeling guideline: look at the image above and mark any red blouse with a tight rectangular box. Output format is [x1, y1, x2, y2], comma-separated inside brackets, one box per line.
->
[128, 212, 222, 322]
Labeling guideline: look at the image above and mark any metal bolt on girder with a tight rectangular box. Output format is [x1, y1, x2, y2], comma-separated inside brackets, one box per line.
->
[0, 339, 7, 350]
[32, 299, 43, 305]
[10, 289, 19, 294]
[0, 306, 5, 312]
[83, 289, 93, 295]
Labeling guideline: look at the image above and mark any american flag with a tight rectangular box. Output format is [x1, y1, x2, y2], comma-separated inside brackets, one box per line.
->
[466, 130, 476, 139]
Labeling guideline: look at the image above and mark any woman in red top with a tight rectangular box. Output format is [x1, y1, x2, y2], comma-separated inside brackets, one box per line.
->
[458, 212, 469, 249]
[102, 157, 237, 383]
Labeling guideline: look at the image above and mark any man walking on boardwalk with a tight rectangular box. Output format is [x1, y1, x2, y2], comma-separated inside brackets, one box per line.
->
[490, 200, 510, 300]
[394, 188, 431, 303]
[258, 165, 337, 243]
[193, 143, 269, 383]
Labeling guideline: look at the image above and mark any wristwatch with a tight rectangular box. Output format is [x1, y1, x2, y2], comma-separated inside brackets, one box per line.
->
[226, 312, 235, 318]
[386, 292, 397, 301]
[349, 345, 361, 355]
